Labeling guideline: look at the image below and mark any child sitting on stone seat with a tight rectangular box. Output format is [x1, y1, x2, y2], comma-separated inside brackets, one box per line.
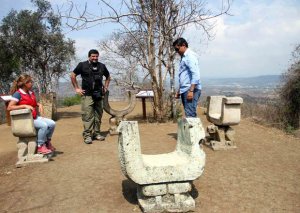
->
[7, 74, 56, 155]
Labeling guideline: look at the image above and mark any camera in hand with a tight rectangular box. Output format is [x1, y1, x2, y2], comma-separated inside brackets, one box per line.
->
[92, 89, 102, 100]
[91, 65, 103, 100]
[92, 71, 102, 100]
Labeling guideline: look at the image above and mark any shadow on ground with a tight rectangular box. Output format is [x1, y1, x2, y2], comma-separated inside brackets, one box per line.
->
[56, 111, 81, 120]
[122, 179, 138, 205]
[168, 133, 177, 140]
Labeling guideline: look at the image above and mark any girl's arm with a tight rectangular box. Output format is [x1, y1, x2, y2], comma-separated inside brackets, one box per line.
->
[37, 103, 44, 116]
[7, 100, 34, 111]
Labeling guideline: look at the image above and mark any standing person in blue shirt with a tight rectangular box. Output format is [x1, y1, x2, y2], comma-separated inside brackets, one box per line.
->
[173, 38, 202, 117]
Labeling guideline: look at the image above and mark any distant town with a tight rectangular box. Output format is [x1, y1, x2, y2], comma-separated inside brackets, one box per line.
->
[57, 75, 281, 104]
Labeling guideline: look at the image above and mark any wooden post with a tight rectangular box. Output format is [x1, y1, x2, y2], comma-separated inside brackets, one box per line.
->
[142, 98, 146, 119]
[5, 102, 11, 126]
[0, 94, 12, 126]
[136, 90, 154, 120]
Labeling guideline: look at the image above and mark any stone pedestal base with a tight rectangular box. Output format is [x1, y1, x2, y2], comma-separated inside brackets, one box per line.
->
[209, 140, 237, 151]
[16, 154, 49, 168]
[109, 117, 122, 135]
[137, 182, 196, 213]
[206, 125, 237, 150]
[16, 137, 49, 168]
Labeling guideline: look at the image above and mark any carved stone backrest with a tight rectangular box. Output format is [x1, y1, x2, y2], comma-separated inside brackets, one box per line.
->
[176, 118, 206, 155]
[117, 121, 143, 179]
[221, 97, 243, 125]
[207, 96, 243, 126]
[206, 96, 225, 123]
[10, 109, 36, 137]
[103, 90, 136, 118]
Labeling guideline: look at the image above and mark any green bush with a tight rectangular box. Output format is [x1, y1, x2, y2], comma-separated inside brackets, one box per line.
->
[62, 95, 81, 106]
[279, 44, 300, 129]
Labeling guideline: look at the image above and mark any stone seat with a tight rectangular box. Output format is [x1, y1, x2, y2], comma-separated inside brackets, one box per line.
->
[103, 90, 136, 135]
[118, 118, 205, 185]
[206, 96, 243, 126]
[117, 118, 206, 212]
[205, 96, 243, 150]
[10, 109, 48, 167]
[142, 152, 189, 167]
[209, 113, 221, 120]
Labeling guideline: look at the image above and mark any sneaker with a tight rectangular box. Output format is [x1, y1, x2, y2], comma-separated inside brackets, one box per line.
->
[37, 144, 52, 155]
[84, 137, 93, 144]
[94, 134, 105, 141]
[46, 140, 56, 151]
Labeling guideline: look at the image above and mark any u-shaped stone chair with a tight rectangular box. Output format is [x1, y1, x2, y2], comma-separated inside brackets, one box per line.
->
[10, 109, 48, 167]
[103, 90, 136, 135]
[206, 96, 243, 150]
[117, 118, 206, 212]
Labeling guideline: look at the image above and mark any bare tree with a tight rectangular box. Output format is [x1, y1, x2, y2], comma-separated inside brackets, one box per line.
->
[99, 33, 143, 89]
[61, 0, 231, 121]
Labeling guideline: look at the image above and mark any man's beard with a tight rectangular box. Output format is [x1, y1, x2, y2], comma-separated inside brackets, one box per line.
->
[91, 60, 98, 65]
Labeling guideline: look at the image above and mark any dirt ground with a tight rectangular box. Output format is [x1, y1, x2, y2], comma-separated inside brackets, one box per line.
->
[0, 101, 299, 213]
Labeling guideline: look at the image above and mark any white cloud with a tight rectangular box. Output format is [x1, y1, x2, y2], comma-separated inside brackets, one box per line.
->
[1, 0, 299, 78]
[72, 37, 99, 61]
[184, 0, 300, 78]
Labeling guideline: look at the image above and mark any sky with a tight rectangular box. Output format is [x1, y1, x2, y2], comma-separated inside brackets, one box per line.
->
[0, 0, 299, 78]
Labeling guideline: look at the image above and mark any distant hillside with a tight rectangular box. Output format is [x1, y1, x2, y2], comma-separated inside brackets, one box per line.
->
[57, 75, 282, 101]
[57, 80, 127, 101]
[200, 75, 282, 103]
[202, 75, 281, 87]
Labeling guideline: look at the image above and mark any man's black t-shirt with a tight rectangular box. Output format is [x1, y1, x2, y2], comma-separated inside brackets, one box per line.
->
[73, 61, 110, 96]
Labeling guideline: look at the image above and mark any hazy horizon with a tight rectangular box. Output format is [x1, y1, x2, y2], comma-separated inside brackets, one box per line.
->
[0, 0, 299, 79]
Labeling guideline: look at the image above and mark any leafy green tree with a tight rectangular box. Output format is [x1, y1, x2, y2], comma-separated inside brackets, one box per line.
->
[0, 0, 75, 93]
[0, 38, 21, 94]
[280, 44, 300, 129]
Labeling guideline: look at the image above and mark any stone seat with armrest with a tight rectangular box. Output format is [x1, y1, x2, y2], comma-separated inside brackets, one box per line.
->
[117, 118, 206, 212]
[10, 108, 48, 167]
[206, 95, 243, 150]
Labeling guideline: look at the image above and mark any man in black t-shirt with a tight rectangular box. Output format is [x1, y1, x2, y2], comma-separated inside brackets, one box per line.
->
[71, 49, 111, 144]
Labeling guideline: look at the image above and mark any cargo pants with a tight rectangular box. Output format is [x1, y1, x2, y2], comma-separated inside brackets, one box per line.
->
[81, 95, 103, 139]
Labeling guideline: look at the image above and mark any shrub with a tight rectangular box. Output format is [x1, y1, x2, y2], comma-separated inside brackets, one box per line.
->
[279, 44, 300, 129]
[62, 95, 81, 106]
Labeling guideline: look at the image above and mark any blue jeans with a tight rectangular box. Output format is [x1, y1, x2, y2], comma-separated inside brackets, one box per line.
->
[33, 116, 56, 146]
[181, 89, 201, 117]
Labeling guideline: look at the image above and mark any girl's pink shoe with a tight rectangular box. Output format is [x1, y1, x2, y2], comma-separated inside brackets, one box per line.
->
[37, 144, 52, 154]
[46, 140, 56, 151]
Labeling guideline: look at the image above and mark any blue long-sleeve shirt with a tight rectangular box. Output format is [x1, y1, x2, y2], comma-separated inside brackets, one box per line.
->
[178, 48, 202, 94]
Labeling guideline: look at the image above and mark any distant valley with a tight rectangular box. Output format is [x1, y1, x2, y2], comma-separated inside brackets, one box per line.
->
[201, 75, 281, 103]
[58, 75, 282, 103]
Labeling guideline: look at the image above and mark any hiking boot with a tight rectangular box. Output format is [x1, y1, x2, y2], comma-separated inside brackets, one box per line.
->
[46, 140, 56, 151]
[94, 134, 105, 141]
[84, 137, 93, 144]
[37, 144, 52, 155]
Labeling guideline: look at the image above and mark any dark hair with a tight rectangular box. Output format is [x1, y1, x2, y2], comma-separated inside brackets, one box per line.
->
[88, 49, 99, 57]
[173, 38, 188, 48]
